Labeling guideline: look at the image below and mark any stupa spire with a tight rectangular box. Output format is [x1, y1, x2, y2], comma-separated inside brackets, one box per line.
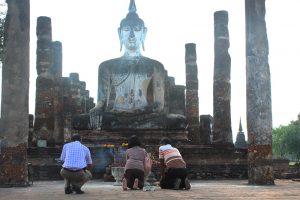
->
[239, 117, 243, 132]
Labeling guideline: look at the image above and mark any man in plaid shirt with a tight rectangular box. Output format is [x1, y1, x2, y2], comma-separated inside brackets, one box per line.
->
[60, 133, 93, 194]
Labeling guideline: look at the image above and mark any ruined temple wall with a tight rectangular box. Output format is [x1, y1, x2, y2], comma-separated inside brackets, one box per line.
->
[62, 73, 95, 140]
[169, 85, 186, 116]
[33, 17, 95, 145]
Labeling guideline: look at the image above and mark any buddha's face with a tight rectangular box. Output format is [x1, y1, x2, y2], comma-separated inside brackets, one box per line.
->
[119, 22, 147, 52]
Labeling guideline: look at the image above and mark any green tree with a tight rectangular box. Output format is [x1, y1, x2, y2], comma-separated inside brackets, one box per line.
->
[273, 114, 300, 160]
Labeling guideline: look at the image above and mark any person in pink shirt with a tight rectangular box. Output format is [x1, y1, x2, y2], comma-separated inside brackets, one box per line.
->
[159, 137, 191, 190]
[122, 135, 148, 190]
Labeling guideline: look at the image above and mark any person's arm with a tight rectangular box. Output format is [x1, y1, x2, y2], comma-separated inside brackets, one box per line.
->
[85, 148, 93, 171]
[60, 145, 66, 162]
[159, 158, 166, 179]
[86, 164, 92, 171]
[158, 147, 166, 178]
[126, 150, 129, 160]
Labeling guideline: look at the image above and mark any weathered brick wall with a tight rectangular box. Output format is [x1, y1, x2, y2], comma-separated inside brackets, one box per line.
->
[27, 145, 248, 181]
[0, 144, 28, 186]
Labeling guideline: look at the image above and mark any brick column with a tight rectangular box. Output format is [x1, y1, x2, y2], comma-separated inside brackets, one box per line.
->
[245, 0, 274, 185]
[185, 43, 200, 144]
[52, 41, 64, 144]
[212, 11, 233, 147]
[34, 16, 55, 145]
[0, 0, 30, 186]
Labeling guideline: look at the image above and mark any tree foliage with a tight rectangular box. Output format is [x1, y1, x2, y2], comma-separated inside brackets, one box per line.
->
[0, 1, 7, 63]
[273, 114, 300, 160]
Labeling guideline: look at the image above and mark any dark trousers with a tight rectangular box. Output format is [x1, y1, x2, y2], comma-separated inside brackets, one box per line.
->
[124, 168, 144, 189]
[160, 168, 187, 189]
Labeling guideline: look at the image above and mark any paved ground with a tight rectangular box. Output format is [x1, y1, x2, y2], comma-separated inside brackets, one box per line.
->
[1, 179, 300, 200]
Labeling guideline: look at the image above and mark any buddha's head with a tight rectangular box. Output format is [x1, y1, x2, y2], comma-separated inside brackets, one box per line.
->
[118, 0, 147, 54]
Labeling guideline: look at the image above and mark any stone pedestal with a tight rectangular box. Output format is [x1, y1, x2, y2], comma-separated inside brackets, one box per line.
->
[27, 144, 248, 181]
[78, 129, 189, 146]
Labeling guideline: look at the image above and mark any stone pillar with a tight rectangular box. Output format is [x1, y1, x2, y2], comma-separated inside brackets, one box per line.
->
[0, 0, 30, 186]
[62, 77, 72, 141]
[81, 89, 89, 114]
[28, 114, 34, 146]
[34, 16, 54, 146]
[79, 81, 87, 113]
[245, 0, 274, 185]
[199, 115, 213, 145]
[69, 73, 83, 114]
[52, 41, 62, 78]
[212, 11, 233, 146]
[36, 16, 52, 76]
[64, 73, 87, 131]
[52, 41, 64, 144]
[185, 43, 200, 144]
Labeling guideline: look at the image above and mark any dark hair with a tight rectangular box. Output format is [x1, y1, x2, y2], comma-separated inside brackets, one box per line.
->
[71, 133, 81, 141]
[128, 135, 142, 148]
[160, 137, 172, 145]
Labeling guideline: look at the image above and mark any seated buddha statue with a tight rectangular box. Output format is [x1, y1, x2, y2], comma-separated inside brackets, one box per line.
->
[89, 0, 186, 130]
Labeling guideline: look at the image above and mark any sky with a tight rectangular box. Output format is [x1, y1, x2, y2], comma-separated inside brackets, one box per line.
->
[7, 0, 299, 142]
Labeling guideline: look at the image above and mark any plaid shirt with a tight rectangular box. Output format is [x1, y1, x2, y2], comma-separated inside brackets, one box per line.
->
[60, 141, 92, 170]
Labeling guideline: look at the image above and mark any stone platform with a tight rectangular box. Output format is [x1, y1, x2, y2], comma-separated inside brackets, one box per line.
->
[27, 144, 248, 181]
[1, 179, 300, 200]
[78, 129, 189, 145]
[145, 144, 248, 179]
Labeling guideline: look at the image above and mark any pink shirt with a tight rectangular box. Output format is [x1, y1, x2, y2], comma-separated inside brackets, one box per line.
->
[125, 146, 147, 171]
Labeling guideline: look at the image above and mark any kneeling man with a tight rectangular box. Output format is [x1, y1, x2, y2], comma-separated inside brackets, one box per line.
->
[60, 133, 92, 194]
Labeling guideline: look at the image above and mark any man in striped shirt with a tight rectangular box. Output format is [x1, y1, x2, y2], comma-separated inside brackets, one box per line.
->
[60, 134, 93, 194]
[159, 137, 191, 190]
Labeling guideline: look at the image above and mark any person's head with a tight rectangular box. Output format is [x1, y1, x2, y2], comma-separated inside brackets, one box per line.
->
[118, 0, 147, 54]
[128, 135, 142, 148]
[71, 133, 81, 142]
[160, 137, 172, 146]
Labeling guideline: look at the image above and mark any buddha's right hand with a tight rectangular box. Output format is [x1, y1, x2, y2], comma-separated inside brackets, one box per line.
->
[89, 101, 104, 129]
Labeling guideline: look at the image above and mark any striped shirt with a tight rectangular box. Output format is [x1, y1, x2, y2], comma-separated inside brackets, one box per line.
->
[159, 144, 186, 169]
[60, 141, 92, 170]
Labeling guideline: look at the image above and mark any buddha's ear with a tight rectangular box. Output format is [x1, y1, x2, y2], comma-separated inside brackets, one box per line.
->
[143, 27, 148, 39]
[142, 27, 147, 51]
[118, 27, 123, 51]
